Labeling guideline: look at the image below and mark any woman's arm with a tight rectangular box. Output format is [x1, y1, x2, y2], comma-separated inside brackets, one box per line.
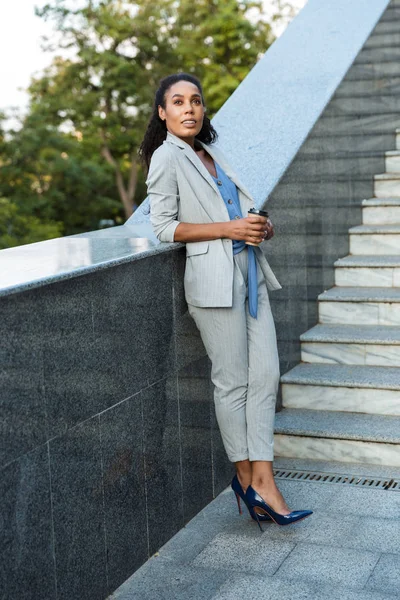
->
[174, 217, 268, 244]
[147, 146, 181, 242]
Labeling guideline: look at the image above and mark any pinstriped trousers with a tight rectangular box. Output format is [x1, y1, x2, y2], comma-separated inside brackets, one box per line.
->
[187, 248, 280, 462]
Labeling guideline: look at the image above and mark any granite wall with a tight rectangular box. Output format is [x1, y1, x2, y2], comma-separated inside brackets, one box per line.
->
[1, 248, 231, 600]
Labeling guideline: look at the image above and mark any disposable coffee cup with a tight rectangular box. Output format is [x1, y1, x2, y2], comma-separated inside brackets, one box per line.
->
[246, 208, 269, 246]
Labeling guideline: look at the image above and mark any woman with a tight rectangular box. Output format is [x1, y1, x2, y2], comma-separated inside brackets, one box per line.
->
[139, 72, 312, 530]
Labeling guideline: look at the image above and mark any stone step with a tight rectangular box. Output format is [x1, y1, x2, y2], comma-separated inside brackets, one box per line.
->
[362, 197, 400, 225]
[274, 408, 400, 466]
[374, 172, 400, 198]
[385, 150, 400, 172]
[301, 323, 400, 366]
[396, 128, 400, 150]
[334, 255, 400, 287]
[318, 286, 400, 325]
[349, 223, 400, 255]
[281, 363, 400, 416]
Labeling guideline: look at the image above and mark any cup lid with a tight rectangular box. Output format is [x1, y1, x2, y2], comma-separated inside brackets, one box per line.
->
[248, 208, 269, 217]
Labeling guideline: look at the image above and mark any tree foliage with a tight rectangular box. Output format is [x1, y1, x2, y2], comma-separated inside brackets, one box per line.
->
[0, 0, 275, 246]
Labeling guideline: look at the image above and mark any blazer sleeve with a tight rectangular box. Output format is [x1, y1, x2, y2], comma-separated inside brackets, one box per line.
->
[146, 145, 181, 243]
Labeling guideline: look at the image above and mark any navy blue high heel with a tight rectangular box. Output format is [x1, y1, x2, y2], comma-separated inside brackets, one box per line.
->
[245, 485, 313, 532]
[231, 475, 272, 523]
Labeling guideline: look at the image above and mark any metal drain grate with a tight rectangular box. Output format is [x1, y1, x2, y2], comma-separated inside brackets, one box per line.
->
[273, 469, 400, 491]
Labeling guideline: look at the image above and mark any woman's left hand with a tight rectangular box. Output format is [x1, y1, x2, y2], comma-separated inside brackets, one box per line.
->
[262, 218, 274, 241]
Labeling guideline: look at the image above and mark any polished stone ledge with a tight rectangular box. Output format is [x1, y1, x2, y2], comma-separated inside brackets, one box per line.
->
[0, 227, 182, 298]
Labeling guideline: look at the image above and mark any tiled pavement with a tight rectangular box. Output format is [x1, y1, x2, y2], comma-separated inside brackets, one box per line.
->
[110, 459, 400, 600]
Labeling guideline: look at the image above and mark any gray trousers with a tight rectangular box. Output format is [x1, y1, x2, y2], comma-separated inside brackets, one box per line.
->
[188, 248, 280, 462]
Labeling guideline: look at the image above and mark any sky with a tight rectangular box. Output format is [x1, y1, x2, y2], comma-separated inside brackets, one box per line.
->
[0, 0, 307, 116]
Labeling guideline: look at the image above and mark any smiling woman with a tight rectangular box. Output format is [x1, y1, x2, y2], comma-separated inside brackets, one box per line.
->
[138, 72, 313, 531]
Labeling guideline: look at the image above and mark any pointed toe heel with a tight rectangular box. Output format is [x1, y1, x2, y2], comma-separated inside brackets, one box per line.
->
[231, 475, 272, 524]
[245, 485, 313, 528]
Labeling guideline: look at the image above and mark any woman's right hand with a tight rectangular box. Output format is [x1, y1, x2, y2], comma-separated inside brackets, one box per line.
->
[224, 216, 268, 245]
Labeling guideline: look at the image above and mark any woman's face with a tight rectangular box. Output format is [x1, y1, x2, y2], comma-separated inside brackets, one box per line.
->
[158, 81, 205, 143]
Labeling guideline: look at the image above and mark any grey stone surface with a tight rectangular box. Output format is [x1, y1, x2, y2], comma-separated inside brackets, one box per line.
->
[362, 197, 400, 205]
[110, 561, 229, 600]
[99, 393, 148, 594]
[366, 553, 400, 594]
[281, 363, 400, 389]
[49, 416, 108, 600]
[275, 408, 400, 443]
[355, 45, 400, 62]
[345, 60, 400, 80]
[304, 134, 395, 154]
[0, 289, 47, 468]
[300, 323, 400, 344]
[142, 379, 184, 556]
[214, 577, 393, 600]
[0, 234, 178, 298]
[365, 31, 400, 48]
[326, 486, 400, 518]
[0, 444, 56, 600]
[290, 153, 385, 177]
[335, 255, 400, 267]
[347, 517, 400, 555]
[274, 543, 380, 588]
[178, 356, 214, 524]
[326, 93, 400, 116]
[274, 455, 400, 478]
[193, 532, 295, 574]
[319, 286, 400, 302]
[41, 275, 100, 439]
[350, 223, 400, 233]
[111, 471, 400, 600]
[213, 576, 321, 600]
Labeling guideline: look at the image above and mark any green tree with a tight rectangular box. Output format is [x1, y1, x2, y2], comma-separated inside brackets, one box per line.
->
[0, 197, 62, 249]
[30, 0, 273, 219]
[0, 113, 121, 236]
[171, 0, 273, 113]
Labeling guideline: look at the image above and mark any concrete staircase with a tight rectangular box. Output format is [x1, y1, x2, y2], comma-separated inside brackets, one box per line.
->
[275, 128, 400, 467]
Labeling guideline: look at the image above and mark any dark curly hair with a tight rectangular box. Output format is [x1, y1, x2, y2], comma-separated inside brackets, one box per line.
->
[138, 72, 218, 172]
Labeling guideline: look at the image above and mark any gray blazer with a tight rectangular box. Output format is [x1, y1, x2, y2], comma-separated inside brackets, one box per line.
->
[147, 131, 281, 307]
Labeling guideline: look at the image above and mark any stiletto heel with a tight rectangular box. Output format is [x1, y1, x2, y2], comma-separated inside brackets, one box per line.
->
[234, 491, 243, 515]
[253, 510, 264, 533]
[231, 475, 272, 523]
[245, 485, 313, 527]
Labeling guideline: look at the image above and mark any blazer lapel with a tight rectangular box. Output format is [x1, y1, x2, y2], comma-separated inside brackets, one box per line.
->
[166, 131, 220, 196]
[197, 140, 256, 218]
[198, 141, 254, 202]
[166, 132, 229, 222]
[165, 131, 255, 221]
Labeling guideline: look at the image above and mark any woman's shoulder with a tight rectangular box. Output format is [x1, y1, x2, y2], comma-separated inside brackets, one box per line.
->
[148, 140, 177, 173]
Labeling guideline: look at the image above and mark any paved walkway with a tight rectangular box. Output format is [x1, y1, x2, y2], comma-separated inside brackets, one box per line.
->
[110, 458, 400, 600]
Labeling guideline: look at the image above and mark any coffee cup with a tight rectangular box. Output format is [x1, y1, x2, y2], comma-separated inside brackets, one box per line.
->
[246, 208, 269, 246]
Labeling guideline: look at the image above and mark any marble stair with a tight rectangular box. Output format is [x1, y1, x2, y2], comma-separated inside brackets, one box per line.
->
[275, 129, 400, 467]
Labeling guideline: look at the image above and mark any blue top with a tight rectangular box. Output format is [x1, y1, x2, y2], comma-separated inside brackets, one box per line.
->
[211, 162, 259, 318]
[210, 162, 246, 255]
